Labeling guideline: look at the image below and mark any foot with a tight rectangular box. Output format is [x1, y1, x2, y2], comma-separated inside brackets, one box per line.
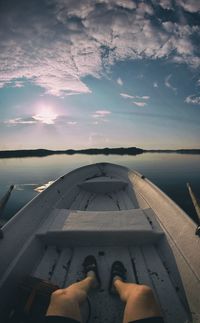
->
[82, 255, 101, 288]
[109, 261, 127, 294]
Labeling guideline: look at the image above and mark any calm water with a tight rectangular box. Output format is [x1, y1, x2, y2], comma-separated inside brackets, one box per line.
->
[0, 153, 200, 224]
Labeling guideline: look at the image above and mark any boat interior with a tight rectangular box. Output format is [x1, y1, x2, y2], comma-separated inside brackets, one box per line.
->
[0, 163, 198, 322]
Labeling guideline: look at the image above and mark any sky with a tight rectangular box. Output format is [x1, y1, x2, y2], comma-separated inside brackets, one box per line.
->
[0, 0, 200, 150]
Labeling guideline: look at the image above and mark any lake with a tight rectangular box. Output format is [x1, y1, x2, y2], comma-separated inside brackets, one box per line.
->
[0, 153, 200, 225]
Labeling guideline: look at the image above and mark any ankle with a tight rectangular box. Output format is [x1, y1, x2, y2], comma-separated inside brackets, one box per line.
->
[113, 275, 123, 286]
[87, 270, 96, 279]
[86, 271, 98, 288]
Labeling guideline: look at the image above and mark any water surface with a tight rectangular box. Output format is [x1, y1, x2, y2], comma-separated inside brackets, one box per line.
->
[0, 153, 200, 224]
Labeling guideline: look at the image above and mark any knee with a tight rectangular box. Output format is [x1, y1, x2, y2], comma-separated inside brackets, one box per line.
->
[51, 284, 87, 306]
[128, 285, 155, 303]
[50, 288, 78, 305]
[140, 285, 154, 296]
[47, 288, 82, 319]
[137, 285, 154, 296]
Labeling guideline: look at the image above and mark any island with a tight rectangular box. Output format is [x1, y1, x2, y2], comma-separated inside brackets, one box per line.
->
[0, 147, 200, 158]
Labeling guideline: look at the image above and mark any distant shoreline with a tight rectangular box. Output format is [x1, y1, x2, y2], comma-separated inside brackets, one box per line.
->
[0, 147, 200, 158]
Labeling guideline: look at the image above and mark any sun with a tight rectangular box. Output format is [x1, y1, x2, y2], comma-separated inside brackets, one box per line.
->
[33, 105, 58, 124]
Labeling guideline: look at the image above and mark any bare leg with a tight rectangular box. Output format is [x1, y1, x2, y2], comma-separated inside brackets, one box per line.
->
[114, 279, 162, 323]
[46, 275, 96, 322]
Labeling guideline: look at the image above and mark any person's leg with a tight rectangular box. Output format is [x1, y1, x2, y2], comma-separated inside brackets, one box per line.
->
[46, 275, 95, 322]
[46, 255, 100, 323]
[109, 261, 162, 323]
[114, 279, 162, 323]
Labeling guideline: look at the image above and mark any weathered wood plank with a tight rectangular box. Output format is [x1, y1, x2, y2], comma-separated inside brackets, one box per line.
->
[50, 248, 73, 287]
[142, 245, 189, 323]
[121, 190, 135, 209]
[78, 191, 91, 210]
[34, 246, 60, 281]
[87, 194, 119, 211]
[115, 191, 126, 210]
[129, 246, 154, 288]
[70, 189, 86, 209]
[65, 247, 105, 323]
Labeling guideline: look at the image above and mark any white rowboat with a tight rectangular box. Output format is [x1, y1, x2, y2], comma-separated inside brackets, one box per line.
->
[0, 163, 199, 322]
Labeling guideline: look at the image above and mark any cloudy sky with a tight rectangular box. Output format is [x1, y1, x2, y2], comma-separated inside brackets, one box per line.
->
[0, 0, 200, 150]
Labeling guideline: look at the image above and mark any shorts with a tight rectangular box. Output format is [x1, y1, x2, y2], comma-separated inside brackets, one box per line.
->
[44, 316, 164, 323]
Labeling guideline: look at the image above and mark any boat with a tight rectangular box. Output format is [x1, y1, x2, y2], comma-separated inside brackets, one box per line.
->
[0, 162, 199, 322]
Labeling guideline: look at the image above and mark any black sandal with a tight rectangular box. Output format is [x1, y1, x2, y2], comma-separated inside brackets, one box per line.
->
[109, 261, 127, 294]
[82, 255, 101, 288]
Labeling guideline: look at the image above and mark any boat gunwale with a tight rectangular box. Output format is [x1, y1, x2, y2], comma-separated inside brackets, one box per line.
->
[130, 169, 197, 228]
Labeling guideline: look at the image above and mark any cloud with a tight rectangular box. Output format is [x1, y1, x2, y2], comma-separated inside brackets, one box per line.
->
[165, 74, 177, 93]
[32, 112, 58, 124]
[4, 117, 37, 125]
[0, 80, 25, 89]
[120, 93, 134, 99]
[117, 77, 123, 86]
[91, 110, 111, 124]
[178, 0, 200, 13]
[0, 0, 199, 96]
[3, 113, 80, 127]
[159, 0, 200, 12]
[132, 102, 147, 107]
[92, 110, 111, 118]
[139, 96, 150, 100]
[158, 0, 173, 10]
[101, 0, 137, 10]
[185, 95, 200, 105]
[120, 93, 150, 100]
[13, 81, 25, 88]
[67, 121, 78, 125]
[4, 113, 58, 126]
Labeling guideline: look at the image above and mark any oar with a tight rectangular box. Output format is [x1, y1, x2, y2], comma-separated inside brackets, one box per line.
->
[187, 183, 200, 236]
[0, 185, 14, 216]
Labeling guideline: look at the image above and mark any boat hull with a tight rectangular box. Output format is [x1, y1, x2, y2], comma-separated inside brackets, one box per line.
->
[0, 163, 199, 322]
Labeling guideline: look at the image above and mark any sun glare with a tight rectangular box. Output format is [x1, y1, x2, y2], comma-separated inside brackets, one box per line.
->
[33, 105, 58, 124]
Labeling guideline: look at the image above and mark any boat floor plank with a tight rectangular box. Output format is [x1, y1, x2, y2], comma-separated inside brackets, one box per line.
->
[129, 246, 154, 289]
[121, 189, 136, 209]
[78, 191, 92, 210]
[50, 248, 73, 287]
[70, 189, 88, 210]
[142, 245, 189, 323]
[34, 246, 60, 281]
[113, 191, 126, 210]
[86, 194, 119, 211]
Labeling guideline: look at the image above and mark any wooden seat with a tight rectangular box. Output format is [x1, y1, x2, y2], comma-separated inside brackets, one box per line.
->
[36, 209, 164, 246]
[78, 177, 128, 193]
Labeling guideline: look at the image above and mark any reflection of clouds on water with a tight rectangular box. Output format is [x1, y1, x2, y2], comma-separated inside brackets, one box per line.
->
[35, 181, 54, 193]
[15, 184, 38, 191]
